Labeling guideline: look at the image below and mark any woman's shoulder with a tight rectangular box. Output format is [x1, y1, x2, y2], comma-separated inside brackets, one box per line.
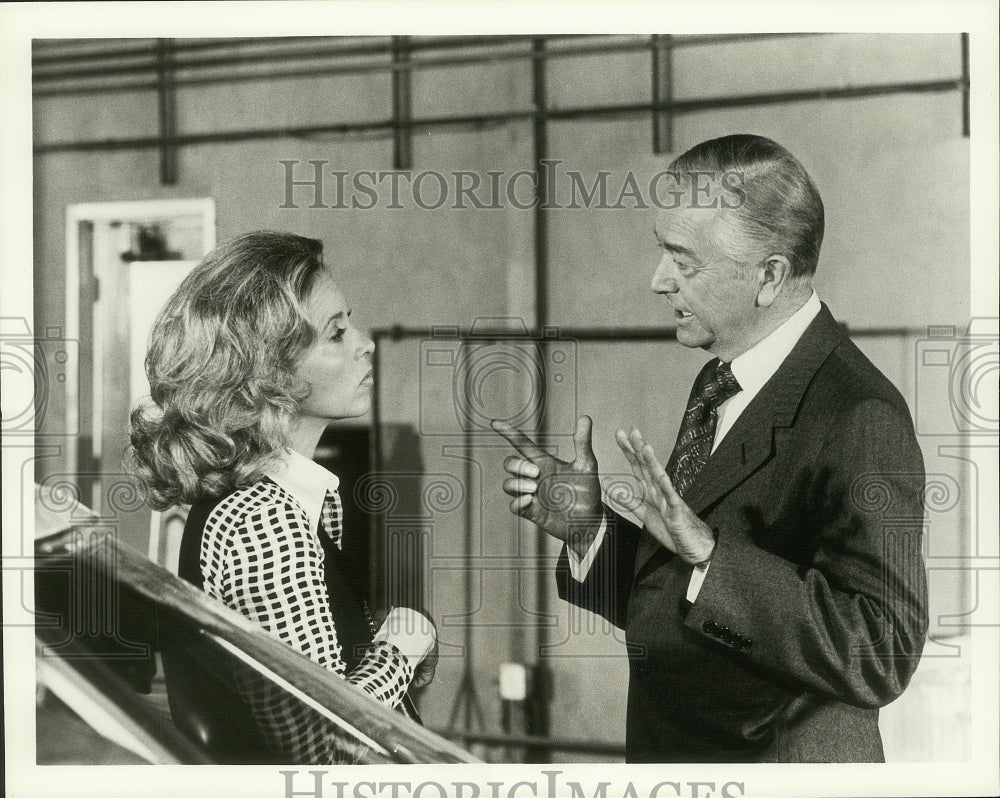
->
[201, 478, 310, 539]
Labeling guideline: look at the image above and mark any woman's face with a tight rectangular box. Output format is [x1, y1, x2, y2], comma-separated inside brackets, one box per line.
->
[294, 270, 375, 421]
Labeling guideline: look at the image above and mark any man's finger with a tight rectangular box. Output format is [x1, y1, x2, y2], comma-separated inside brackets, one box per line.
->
[503, 456, 540, 478]
[491, 419, 548, 460]
[629, 428, 656, 490]
[502, 477, 538, 497]
[615, 429, 643, 471]
[573, 415, 598, 469]
[657, 470, 682, 507]
[509, 493, 533, 515]
[640, 442, 667, 478]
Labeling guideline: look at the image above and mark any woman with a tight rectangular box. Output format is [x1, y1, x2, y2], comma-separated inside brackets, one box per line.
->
[128, 231, 435, 763]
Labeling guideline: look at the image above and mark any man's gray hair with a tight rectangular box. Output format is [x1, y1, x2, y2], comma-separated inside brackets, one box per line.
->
[670, 134, 825, 277]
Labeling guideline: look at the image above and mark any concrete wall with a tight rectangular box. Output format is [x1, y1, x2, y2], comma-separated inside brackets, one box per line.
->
[33, 33, 972, 761]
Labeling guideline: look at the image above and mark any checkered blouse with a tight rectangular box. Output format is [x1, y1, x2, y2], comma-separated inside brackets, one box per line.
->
[198, 478, 413, 762]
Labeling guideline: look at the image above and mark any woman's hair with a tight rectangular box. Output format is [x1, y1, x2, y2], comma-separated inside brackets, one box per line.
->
[127, 231, 327, 509]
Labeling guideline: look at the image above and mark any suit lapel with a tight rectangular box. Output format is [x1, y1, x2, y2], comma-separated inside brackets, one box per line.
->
[633, 304, 845, 577]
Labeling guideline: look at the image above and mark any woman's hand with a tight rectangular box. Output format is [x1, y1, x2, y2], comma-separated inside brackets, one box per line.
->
[373, 606, 438, 687]
[410, 637, 438, 688]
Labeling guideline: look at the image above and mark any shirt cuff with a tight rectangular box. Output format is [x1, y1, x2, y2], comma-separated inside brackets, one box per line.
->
[372, 607, 436, 664]
[566, 512, 609, 582]
[686, 561, 711, 602]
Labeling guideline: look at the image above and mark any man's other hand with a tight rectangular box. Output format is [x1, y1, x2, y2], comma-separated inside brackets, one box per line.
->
[615, 427, 716, 566]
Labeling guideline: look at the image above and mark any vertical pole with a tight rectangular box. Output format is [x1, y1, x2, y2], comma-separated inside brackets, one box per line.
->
[368, 334, 385, 610]
[960, 32, 970, 138]
[463, 418, 475, 732]
[77, 220, 99, 509]
[532, 37, 549, 330]
[156, 38, 178, 185]
[529, 35, 552, 761]
[392, 36, 413, 170]
[652, 34, 674, 154]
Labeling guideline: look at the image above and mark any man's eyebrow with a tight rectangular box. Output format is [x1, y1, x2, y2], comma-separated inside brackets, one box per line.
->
[656, 237, 695, 259]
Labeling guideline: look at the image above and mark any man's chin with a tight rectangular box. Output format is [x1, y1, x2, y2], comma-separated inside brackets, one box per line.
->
[675, 326, 713, 351]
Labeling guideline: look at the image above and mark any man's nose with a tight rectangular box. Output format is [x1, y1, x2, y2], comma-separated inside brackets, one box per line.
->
[651, 253, 679, 293]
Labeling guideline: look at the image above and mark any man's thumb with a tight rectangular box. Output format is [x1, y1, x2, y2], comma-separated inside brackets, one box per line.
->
[573, 415, 597, 467]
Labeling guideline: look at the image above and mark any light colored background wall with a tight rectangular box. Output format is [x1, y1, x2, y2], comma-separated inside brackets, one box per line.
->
[33, 33, 973, 762]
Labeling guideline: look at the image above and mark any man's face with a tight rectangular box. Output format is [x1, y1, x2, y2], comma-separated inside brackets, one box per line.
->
[651, 204, 761, 361]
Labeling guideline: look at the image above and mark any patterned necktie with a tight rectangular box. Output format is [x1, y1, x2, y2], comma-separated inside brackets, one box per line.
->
[666, 359, 742, 498]
[319, 489, 344, 551]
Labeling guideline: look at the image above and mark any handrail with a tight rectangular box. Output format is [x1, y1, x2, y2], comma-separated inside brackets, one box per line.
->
[35, 525, 480, 765]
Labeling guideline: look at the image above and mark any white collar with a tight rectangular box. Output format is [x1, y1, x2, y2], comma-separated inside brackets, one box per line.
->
[728, 291, 821, 395]
[264, 449, 340, 536]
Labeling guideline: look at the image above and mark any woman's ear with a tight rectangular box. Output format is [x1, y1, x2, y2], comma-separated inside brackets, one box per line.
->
[755, 254, 792, 308]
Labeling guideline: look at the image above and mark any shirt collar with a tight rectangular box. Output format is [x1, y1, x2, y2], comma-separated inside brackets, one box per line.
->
[264, 449, 340, 536]
[728, 291, 821, 397]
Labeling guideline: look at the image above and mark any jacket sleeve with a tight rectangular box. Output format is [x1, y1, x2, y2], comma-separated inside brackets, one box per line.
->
[555, 505, 645, 630]
[682, 397, 929, 709]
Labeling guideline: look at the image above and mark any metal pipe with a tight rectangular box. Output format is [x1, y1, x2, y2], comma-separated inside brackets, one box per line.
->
[529, 35, 553, 760]
[391, 36, 413, 171]
[960, 32, 970, 137]
[32, 33, 823, 78]
[31, 36, 351, 64]
[651, 34, 674, 154]
[31, 35, 556, 81]
[367, 325, 923, 342]
[32, 35, 550, 69]
[32, 33, 822, 80]
[462, 420, 477, 733]
[436, 729, 626, 757]
[368, 330, 385, 610]
[155, 38, 178, 186]
[34, 78, 968, 154]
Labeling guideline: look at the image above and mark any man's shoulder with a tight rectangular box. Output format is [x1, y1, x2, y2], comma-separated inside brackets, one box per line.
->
[822, 334, 909, 408]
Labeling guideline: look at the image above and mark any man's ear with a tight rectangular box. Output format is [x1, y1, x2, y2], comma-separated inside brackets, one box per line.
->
[755, 255, 792, 307]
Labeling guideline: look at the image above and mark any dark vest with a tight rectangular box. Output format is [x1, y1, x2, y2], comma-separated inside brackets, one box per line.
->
[163, 479, 375, 762]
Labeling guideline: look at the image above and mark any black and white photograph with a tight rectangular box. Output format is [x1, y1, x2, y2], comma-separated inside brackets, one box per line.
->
[2, 2, 998, 797]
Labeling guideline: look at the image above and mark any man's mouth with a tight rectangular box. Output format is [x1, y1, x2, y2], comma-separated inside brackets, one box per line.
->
[674, 308, 694, 321]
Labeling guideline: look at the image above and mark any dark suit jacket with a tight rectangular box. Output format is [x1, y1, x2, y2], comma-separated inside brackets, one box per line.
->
[557, 304, 928, 762]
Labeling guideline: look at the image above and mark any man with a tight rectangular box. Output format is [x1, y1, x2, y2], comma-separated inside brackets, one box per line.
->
[493, 134, 928, 762]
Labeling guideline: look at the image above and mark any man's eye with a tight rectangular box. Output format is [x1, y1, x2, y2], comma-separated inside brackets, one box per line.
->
[331, 328, 346, 342]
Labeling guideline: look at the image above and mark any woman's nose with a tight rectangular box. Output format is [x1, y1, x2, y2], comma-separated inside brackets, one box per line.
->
[357, 330, 375, 358]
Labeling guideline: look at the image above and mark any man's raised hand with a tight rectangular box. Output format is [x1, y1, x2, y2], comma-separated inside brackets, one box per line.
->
[614, 427, 716, 565]
[492, 415, 604, 559]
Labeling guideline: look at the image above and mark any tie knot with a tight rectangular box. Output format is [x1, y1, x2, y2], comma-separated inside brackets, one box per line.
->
[698, 360, 742, 408]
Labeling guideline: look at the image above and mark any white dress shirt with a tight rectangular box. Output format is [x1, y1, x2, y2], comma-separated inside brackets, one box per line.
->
[569, 292, 822, 601]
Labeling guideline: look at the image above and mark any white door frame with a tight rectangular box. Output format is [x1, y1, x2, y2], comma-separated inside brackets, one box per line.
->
[64, 198, 216, 476]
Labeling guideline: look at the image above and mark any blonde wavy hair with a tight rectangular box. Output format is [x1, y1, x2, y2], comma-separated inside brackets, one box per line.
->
[127, 231, 327, 509]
